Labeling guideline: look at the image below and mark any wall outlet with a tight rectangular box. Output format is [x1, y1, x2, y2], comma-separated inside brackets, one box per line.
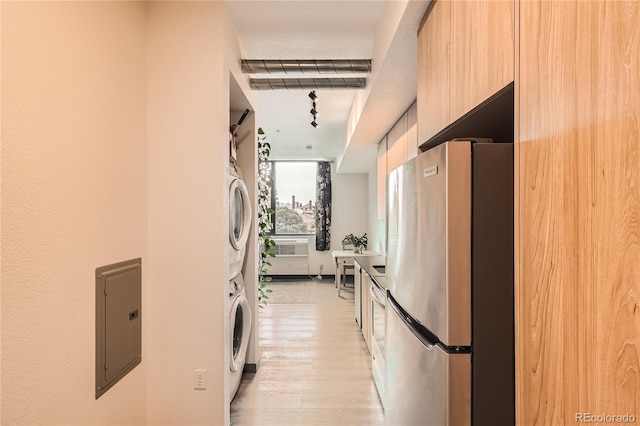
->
[194, 369, 207, 390]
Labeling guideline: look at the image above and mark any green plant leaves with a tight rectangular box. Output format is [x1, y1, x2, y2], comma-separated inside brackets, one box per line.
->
[257, 127, 274, 308]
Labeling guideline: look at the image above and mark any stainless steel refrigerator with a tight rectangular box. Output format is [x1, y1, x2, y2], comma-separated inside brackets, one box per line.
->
[384, 141, 514, 426]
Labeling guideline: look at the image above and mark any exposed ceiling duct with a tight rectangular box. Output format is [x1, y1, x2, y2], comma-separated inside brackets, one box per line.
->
[250, 77, 367, 90]
[242, 59, 372, 74]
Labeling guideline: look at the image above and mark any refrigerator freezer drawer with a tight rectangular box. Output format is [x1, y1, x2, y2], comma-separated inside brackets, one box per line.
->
[384, 302, 470, 426]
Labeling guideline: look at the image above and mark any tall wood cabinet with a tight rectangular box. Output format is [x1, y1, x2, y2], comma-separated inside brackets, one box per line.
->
[517, 1, 640, 423]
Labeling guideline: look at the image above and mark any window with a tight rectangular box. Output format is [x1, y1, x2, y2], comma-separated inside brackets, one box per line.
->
[270, 161, 316, 235]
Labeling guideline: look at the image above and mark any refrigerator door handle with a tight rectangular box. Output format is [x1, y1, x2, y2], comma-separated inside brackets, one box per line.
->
[388, 292, 439, 350]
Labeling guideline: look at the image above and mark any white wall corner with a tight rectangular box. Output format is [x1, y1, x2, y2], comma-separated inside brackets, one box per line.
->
[146, 2, 228, 425]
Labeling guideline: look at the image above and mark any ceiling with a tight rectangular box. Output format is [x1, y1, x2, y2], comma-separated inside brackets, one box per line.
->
[226, 0, 431, 173]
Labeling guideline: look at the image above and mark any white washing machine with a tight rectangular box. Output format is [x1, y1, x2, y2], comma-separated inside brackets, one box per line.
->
[229, 272, 252, 401]
[228, 162, 252, 278]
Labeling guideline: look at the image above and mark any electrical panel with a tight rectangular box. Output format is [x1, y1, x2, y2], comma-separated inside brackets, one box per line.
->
[95, 258, 141, 399]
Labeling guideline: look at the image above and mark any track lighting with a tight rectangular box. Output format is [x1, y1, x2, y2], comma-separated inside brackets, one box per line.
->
[309, 94, 318, 128]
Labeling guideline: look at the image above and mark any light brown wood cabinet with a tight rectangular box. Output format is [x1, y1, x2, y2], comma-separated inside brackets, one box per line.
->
[376, 102, 418, 219]
[517, 1, 640, 423]
[417, 0, 514, 144]
[417, 0, 451, 144]
[387, 113, 408, 174]
[406, 102, 418, 161]
[450, 0, 514, 122]
[376, 137, 387, 220]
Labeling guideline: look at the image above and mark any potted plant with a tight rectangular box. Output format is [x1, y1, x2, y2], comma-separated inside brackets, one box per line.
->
[342, 233, 368, 254]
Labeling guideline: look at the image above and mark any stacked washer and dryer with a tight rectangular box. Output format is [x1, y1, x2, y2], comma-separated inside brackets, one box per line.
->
[228, 160, 253, 400]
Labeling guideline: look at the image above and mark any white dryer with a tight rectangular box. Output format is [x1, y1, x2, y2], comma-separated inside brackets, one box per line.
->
[228, 162, 252, 278]
[229, 273, 252, 400]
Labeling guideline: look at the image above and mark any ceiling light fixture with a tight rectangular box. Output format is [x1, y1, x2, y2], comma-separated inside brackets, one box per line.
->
[309, 92, 318, 128]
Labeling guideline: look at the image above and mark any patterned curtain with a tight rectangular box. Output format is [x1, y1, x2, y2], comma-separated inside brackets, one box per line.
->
[315, 161, 332, 251]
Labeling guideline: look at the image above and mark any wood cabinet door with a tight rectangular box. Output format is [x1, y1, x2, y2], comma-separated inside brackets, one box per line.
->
[517, 1, 640, 424]
[376, 137, 387, 220]
[406, 102, 418, 159]
[417, 0, 451, 144]
[387, 112, 408, 174]
[450, 0, 514, 122]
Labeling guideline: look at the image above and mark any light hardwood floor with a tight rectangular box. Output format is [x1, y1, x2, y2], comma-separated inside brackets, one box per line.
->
[231, 279, 384, 425]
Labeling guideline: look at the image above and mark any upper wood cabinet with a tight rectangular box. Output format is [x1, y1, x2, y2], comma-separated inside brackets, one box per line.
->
[376, 137, 387, 220]
[450, 0, 514, 122]
[387, 112, 408, 174]
[407, 102, 418, 161]
[417, 0, 514, 144]
[376, 103, 419, 219]
[417, 0, 451, 145]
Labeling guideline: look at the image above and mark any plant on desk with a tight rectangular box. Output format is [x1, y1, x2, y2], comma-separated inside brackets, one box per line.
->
[342, 233, 368, 254]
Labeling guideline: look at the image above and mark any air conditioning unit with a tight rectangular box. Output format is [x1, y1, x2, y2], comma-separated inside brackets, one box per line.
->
[271, 238, 309, 257]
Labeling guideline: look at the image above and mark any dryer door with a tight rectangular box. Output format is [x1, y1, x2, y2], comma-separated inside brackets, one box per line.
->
[230, 294, 252, 372]
[229, 178, 252, 251]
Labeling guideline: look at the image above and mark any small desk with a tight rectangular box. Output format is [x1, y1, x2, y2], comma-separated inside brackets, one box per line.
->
[331, 250, 379, 297]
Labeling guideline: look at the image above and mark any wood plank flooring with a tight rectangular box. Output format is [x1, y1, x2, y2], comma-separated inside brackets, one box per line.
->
[231, 279, 384, 425]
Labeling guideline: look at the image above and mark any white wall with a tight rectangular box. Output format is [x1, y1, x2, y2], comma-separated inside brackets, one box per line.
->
[0, 2, 378, 423]
[2, 2, 243, 424]
[146, 2, 228, 424]
[269, 169, 369, 276]
[342, 0, 411, 159]
[1, 2, 147, 423]
[330, 171, 370, 271]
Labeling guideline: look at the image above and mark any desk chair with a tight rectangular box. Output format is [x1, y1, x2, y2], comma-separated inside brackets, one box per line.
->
[340, 244, 355, 287]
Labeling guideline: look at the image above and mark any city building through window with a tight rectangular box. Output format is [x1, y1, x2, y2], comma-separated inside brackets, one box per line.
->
[270, 161, 317, 234]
